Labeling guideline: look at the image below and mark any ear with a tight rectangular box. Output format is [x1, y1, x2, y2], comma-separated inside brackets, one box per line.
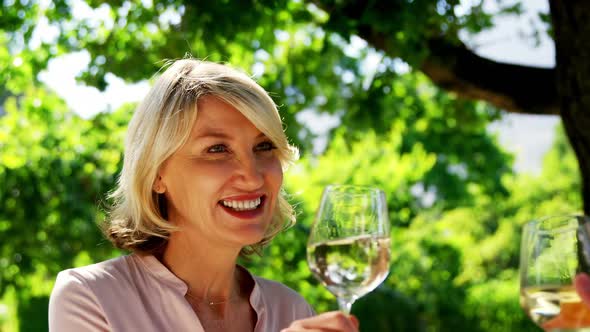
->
[153, 175, 166, 194]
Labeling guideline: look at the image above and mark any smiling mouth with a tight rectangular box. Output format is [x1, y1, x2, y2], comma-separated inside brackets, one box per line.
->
[219, 196, 265, 212]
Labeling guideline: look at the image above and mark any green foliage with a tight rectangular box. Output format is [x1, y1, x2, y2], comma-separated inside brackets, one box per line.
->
[464, 279, 537, 332]
[0, 288, 18, 332]
[335, 68, 512, 211]
[288, 124, 436, 225]
[0, 86, 130, 294]
[390, 124, 580, 331]
[17, 295, 49, 331]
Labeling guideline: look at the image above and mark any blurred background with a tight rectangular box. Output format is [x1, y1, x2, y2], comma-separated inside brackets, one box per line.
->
[0, 0, 579, 331]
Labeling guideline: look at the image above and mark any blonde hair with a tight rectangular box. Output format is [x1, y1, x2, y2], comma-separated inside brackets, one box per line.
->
[104, 59, 299, 256]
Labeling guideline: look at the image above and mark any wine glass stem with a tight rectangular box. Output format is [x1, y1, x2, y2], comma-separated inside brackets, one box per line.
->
[337, 297, 354, 315]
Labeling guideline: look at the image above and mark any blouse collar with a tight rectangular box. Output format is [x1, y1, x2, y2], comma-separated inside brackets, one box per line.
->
[132, 253, 265, 315]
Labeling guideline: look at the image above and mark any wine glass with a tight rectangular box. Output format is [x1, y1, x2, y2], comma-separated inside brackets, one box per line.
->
[520, 215, 590, 331]
[307, 184, 391, 314]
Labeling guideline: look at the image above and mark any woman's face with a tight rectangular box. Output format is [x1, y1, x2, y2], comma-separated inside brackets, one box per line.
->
[157, 96, 283, 249]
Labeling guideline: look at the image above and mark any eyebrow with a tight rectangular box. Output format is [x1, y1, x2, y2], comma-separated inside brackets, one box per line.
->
[192, 128, 267, 141]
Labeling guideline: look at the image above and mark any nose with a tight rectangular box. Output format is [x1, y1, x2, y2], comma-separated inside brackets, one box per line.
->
[233, 153, 264, 190]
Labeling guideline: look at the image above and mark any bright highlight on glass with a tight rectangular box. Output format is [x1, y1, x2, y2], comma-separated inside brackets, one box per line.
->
[520, 215, 590, 331]
[307, 184, 391, 314]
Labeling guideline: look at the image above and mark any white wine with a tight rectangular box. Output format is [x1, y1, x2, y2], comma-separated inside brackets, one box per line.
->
[521, 284, 590, 330]
[307, 235, 390, 300]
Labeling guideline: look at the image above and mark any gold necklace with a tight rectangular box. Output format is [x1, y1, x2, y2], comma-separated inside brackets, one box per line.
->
[185, 290, 240, 306]
[184, 268, 247, 307]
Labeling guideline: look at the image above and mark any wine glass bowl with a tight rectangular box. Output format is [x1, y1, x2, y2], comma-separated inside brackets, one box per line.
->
[307, 185, 391, 314]
[520, 215, 590, 331]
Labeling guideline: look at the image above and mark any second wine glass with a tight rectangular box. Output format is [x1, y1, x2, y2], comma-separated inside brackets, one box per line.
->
[520, 215, 590, 331]
[307, 184, 391, 314]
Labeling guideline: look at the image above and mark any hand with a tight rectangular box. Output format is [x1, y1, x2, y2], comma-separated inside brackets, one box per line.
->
[282, 311, 360, 332]
[575, 273, 590, 307]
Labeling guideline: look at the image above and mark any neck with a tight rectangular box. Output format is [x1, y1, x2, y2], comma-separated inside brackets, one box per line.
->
[161, 229, 243, 301]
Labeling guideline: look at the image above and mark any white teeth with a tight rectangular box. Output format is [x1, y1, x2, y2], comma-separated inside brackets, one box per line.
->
[221, 197, 262, 211]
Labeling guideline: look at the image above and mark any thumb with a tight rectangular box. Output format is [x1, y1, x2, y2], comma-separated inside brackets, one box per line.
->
[349, 315, 360, 329]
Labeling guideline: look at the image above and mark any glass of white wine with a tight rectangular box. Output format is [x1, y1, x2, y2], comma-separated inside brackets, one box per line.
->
[520, 215, 590, 331]
[307, 184, 391, 314]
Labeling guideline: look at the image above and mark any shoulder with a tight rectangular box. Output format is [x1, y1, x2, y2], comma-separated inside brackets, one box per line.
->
[253, 276, 315, 315]
[49, 257, 133, 331]
[52, 256, 128, 292]
[51, 255, 139, 303]
[57, 255, 133, 283]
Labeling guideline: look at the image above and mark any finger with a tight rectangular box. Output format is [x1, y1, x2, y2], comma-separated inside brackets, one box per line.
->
[575, 273, 590, 307]
[350, 315, 360, 329]
[283, 319, 328, 330]
[285, 320, 338, 331]
[295, 311, 358, 331]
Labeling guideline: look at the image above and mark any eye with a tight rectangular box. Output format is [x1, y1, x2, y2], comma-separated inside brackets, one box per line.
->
[207, 144, 229, 153]
[255, 141, 277, 152]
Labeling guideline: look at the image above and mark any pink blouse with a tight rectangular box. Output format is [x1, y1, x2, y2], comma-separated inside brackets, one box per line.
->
[48, 254, 315, 331]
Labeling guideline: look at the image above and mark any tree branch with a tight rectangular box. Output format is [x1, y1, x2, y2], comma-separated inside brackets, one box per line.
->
[311, 0, 560, 115]
[361, 33, 559, 115]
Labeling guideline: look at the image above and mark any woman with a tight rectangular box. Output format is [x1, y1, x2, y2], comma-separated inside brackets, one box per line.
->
[48, 59, 359, 332]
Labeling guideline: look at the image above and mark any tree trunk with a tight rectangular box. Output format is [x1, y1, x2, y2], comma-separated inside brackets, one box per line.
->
[550, 0, 590, 214]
